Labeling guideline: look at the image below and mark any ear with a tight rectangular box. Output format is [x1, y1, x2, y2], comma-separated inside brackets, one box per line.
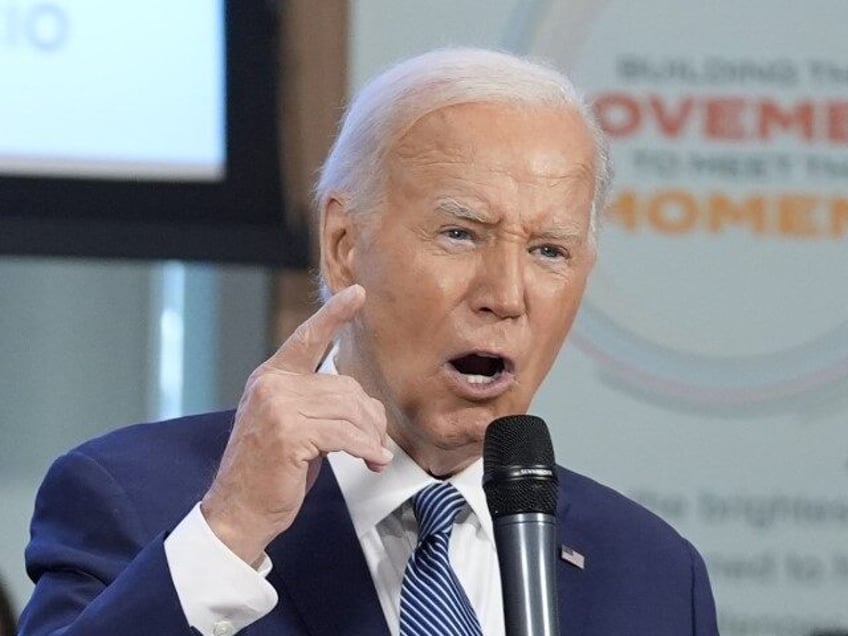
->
[320, 196, 358, 294]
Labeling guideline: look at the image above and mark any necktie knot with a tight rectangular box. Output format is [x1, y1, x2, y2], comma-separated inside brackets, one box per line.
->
[412, 481, 466, 541]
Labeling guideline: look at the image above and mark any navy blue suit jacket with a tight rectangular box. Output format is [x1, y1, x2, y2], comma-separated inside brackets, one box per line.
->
[20, 410, 719, 635]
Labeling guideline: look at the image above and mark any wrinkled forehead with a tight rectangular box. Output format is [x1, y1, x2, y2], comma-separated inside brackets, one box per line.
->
[388, 102, 595, 179]
[382, 102, 597, 222]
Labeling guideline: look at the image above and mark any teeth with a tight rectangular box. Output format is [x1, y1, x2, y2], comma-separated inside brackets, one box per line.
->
[464, 373, 498, 385]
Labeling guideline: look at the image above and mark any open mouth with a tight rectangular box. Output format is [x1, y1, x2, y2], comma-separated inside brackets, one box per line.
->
[449, 353, 507, 385]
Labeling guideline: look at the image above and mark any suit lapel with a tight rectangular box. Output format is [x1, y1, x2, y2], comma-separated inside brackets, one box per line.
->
[556, 468, 591, 636]
[266, 459, 391, 636]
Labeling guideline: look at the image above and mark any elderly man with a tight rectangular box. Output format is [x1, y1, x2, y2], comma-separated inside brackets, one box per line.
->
[20, 49, 718, 635]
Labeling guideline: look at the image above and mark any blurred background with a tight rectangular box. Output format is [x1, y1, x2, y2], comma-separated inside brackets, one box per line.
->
[1, 1, 846, 633]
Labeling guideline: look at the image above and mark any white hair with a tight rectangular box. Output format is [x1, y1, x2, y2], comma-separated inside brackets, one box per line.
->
[316, 48, 612, 295]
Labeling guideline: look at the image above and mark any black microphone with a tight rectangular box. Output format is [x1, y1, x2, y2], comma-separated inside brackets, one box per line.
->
[483, 415, 560, 636]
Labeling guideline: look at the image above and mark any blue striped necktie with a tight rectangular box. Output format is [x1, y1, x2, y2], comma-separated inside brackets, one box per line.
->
[399, 481, 483, 636]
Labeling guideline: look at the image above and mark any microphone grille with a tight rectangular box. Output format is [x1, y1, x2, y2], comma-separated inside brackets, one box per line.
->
[483, 415, 558, 517]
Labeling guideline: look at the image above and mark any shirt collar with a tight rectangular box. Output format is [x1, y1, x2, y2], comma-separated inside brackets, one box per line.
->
[320, 344, 495, 544]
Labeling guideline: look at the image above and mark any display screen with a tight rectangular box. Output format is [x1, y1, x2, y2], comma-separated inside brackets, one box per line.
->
[0, 1, 224, 180]
[0, 0, 307, 266]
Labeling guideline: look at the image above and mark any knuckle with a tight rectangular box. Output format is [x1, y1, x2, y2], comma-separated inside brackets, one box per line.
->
[337, 375, 359, 393]
[341, 422, 369, 449]
[243, 367, 264, 390]
[248, 373, 278, 403]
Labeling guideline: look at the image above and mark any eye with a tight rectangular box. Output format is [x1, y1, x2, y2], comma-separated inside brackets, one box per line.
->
[533, 244, 569, 260]
[443, 227, 474, 241]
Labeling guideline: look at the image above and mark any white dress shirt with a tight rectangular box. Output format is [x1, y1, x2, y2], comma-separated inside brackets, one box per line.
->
[164, 349, 505, 635]
[329, 436, 504, 636]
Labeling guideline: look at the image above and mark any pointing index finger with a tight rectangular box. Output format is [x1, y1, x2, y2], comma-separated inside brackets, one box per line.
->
[268, 284, 365, 374]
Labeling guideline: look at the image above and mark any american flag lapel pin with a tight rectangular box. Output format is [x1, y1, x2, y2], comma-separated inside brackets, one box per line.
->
[560, 544, 586, 570]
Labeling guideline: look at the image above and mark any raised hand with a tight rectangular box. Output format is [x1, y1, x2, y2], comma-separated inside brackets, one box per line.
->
[200, 284, 390, 565]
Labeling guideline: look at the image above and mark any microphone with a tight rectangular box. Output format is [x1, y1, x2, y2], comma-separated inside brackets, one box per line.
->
[483, 415, 560, 636]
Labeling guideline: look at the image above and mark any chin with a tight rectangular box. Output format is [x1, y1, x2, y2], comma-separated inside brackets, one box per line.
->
[431, 407, 499, 447]
[400, 409, 494, 476]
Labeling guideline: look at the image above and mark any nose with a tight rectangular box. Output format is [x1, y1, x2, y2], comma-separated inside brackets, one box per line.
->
[470, 243, 527, 320]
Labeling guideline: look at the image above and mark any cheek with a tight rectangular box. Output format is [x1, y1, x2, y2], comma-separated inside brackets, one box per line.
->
[373, 249, 466, 315]
[358, 258, 445, 348]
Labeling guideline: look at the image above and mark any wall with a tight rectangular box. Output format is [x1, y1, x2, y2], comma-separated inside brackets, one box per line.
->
[0, 258, 269, 612]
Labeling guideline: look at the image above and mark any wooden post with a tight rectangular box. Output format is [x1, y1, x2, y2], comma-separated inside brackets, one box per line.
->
[273, 0, 348, 346]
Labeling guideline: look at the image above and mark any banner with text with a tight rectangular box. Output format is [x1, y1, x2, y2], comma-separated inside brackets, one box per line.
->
[528, 2, 848, 634]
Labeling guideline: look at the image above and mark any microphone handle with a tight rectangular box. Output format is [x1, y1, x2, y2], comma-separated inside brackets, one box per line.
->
[494, 512, 560, 636]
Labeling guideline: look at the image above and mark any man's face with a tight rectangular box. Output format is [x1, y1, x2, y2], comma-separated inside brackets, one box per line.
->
[330, 101, 597, 475]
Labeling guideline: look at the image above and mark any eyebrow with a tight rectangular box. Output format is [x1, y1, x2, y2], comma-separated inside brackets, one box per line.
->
[434, 198, 491, 224]
[434, 197, 586, 245]
[537, 226, 586, 245]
